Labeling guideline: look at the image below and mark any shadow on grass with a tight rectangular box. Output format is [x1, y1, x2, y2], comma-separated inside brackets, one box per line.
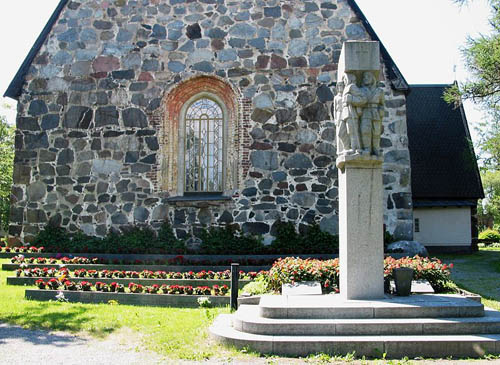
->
[0, 321, 88, 347]
[0, 301, 117, 338]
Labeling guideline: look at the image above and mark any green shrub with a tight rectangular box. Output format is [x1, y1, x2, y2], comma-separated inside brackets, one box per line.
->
[199, 225, 265, 254]
[479, 229, 500, 242]
[241, 275, 270, 296]
[268, 257, 339, 293]
[32, 225, 69, 252]
[384, 256, 456, 293]
[32, 219, 337, 255]
[268, 256, 456, 295]
[301, 223, 339, 253]
[269, 221, 300, 254]
[158, 222, 186, 254]
[269, 221, 338, 254]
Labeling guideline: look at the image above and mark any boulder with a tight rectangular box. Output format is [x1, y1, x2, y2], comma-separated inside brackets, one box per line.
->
[386, 240, 429, 257]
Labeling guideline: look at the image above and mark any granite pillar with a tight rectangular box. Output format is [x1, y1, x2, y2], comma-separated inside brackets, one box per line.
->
[338, 156, 384, 300]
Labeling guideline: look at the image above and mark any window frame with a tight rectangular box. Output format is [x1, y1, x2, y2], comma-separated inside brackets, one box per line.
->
[177, 92, 229, 196]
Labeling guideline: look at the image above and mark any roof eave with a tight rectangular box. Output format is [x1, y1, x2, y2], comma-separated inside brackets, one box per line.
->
[3, 0, 68, 100]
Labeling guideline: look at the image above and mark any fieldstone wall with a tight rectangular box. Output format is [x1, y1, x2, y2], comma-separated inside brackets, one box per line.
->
[10, 0, 413, 244]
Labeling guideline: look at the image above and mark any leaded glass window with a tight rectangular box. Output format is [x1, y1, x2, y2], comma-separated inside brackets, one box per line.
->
[184, 98, 224, 192]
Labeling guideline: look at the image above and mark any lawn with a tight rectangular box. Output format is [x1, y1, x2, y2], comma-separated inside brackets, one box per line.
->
[1, 250, 500, 363]
[0, 258, 240, 361]
[438, 246, 500, 311]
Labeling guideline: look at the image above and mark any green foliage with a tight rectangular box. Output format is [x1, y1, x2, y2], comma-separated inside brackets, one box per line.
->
[269, 221, 339, 254]
[268, 221, 300, 253]
[268, 257, 339, 293]
[444, 1, 500, 112]
[32, 220, 339, 255]
[241, 275, 270, 296]
[198, 225, 265, 254]
[479, 228, 500, 241]
[32, 225, 68, 251]
[158, 222, 186, 254]
[385, 256, 457, 293]
[0, 116, 14, 233]
[479, 170, 500, 228]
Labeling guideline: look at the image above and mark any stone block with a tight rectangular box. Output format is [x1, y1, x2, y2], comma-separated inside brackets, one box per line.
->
[282, 282, 322, 296]
[338, 41, 380, 81]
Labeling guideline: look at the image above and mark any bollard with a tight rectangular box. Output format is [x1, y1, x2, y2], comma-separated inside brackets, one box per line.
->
[230, 263, 239, 311]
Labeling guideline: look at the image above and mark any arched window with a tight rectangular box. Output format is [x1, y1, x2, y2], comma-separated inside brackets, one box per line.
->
[184, 98, 224, 193]
[159, 76, 249, 198]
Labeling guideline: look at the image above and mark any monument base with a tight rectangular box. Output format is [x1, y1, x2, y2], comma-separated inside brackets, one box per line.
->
[210, 294, 500, 358]
[338, 155, 384, 300]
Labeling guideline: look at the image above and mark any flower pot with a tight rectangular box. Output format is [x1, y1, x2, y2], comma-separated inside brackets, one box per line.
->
[384, 277, 391, 293]
[393, 267, 413, 296]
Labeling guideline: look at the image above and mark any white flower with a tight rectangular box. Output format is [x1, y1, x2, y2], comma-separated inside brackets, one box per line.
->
[197, 296, 212, 308]
[55, 291, 68, 302]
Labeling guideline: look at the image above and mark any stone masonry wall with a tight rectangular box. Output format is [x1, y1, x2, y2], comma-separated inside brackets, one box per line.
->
[10, 0, 413, 243]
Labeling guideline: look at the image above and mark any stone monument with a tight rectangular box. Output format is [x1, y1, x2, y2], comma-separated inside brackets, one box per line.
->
[335, 41, 385, 300]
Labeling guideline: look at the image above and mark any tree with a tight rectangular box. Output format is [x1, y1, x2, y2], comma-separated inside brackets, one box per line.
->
[478, 170, 500, 229]
[445, 0, 500, 114]
[0, 115, 14, 233]
[446, 0, 500, 229]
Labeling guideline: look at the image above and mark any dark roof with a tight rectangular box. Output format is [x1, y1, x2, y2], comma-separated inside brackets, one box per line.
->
[5, 0, 407, 100]
[407, 85, 484, 201]
[346, 0, 409, 92]
[4, 0, 68, 99]
[413, 200, 478, 208]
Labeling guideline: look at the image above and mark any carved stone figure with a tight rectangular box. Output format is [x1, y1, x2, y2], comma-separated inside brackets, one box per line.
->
[360, 71, 384, 156]
[334, 81, 348, 155]
[339, 73, 363, 156]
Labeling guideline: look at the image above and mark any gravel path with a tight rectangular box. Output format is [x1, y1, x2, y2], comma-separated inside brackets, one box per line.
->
[1, 321, 500, 365]
[0, 323, 163, 365]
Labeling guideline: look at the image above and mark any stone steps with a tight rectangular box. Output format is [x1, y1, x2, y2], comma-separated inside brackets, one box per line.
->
[211, 314, 500, 358]
[259, 294, 484, 319]
[210, 294, 500, 358]
[234, 305, 500, 336]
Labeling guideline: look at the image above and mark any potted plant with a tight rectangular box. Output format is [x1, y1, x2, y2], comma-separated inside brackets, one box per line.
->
[393, 267, 414, 296]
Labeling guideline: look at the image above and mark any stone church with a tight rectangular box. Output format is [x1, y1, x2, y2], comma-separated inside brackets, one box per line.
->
[4, 0, 482, 250]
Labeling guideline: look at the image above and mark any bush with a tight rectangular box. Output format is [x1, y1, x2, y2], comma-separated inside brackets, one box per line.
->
[31, 219, 338, 255]
[158, 222, 186, 253]
[268, 256, 456, 295]
[198, 225, 265, 254]
[268, 257, 339, 293]
[479, 229, 500, 243]
[241, 275, 270, 296]
[269, 221, 338, 254]
[384, 256, 456, 293]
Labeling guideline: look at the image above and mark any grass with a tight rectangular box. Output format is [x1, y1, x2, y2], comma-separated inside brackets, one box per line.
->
[437, 247, 500, 303]
[0, 258, 243, 361]
[1, 250, 500, 363]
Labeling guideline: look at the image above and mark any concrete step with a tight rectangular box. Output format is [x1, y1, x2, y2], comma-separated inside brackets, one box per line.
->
[259, 294, 484, 319]
[234, 305, 500, 336]
[210, 314, 500, 358]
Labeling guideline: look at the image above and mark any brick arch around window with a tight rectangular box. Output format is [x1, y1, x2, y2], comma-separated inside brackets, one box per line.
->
[155, 75, 250, 197]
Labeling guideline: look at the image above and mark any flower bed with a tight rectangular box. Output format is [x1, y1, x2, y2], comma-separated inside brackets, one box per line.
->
[9, 254, 277, 267]
[384, 256, 455, 293]
[33, 279, 229, 296]
[1, 246, 44, 253]
[268, 256, 455, 294]
[15, 267, 265, 280]
[24, 289, 230, 307]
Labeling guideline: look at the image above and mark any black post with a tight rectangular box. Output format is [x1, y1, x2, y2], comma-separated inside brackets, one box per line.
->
[230, 263, 239, 311]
